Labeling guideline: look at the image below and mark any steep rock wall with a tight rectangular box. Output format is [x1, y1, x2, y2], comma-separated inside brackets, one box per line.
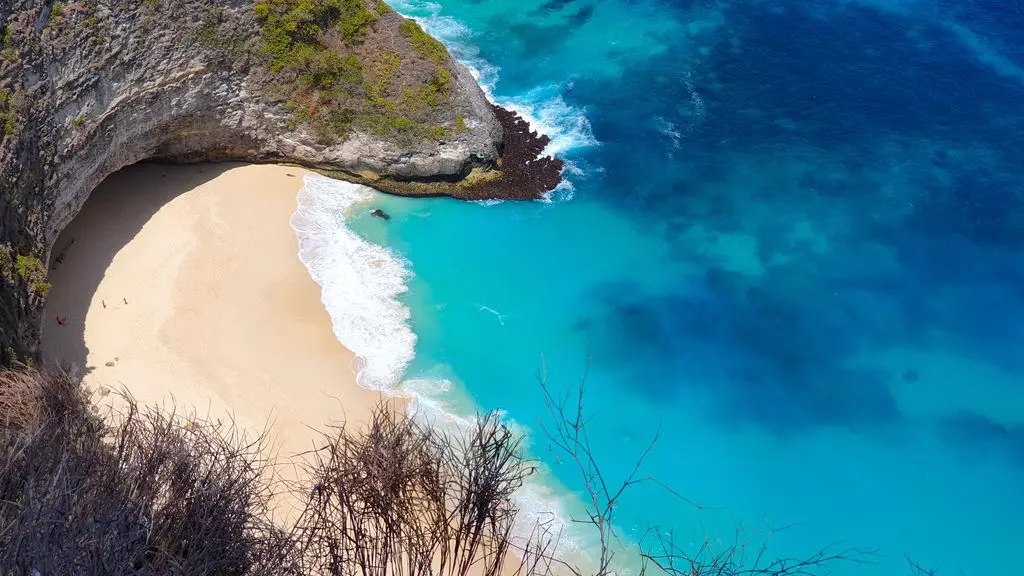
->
[0, 0, 509, 364]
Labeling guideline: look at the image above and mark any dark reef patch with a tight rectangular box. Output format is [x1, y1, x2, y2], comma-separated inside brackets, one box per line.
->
[537, 0, 580, 13]
[577, 280, 902, 435]
[543, 0, 1024, 438]
[939, 412, 1024, 466]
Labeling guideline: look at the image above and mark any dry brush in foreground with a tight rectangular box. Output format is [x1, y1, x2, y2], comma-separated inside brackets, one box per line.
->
[0, 368, 880, 576]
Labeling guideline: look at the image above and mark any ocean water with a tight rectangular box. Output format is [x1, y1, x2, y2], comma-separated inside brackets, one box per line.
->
[293, 0, 1024, 574]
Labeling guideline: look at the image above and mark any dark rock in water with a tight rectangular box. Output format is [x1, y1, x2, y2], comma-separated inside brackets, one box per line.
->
[492, 105, 566, 198]
[455, 106, 564, 201]
[371, 209, 391, 221]
[367, 105, 566, 201]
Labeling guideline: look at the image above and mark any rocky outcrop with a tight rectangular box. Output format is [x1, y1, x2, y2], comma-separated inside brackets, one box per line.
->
[0, 0, 560, 365]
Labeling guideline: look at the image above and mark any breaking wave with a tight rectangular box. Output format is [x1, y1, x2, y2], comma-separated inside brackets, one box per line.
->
[391, 0, 598, 162]
[290, 175, 415, 390]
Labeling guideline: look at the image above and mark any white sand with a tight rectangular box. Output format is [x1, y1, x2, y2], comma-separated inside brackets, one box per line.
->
[38, 162, 567, 570]
[41, 162, 385, 472]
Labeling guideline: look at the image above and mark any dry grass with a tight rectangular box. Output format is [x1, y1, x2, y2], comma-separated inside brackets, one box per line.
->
[0, 369, 546, 576]
[0, 368, 284, 575]
[287, 407, 543, 576]
[0, 367, 880, 576]
[0, 369, 43, 430]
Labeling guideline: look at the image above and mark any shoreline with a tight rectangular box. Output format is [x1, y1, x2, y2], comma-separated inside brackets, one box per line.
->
[35, 161, 579, 571]
[41, 163, 390, 514]
[291, 174, 601, 572]
[38, 161, 588, 568]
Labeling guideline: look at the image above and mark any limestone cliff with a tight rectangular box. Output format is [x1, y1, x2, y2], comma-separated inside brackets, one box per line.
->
[0, 0, 562, 365]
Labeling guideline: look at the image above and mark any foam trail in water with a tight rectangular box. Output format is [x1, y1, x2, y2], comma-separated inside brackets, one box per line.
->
[477, 305, 507, 325]
[290, 174, 416, 390]
[543, 178, 577, 203]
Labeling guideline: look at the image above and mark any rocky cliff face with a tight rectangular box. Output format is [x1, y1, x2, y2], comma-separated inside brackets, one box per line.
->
[0, 0, 560, 365]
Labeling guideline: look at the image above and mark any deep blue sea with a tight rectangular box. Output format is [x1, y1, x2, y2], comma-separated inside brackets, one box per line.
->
[292, 0, 1024, 573]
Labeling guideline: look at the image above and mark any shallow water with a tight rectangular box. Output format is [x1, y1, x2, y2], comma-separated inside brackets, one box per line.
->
[296, 0, 1024, 573]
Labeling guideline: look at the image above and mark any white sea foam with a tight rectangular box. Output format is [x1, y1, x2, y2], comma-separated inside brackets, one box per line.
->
[291, 3, 606, 563]
[472, 199, 506, 207]
[542, 178, 577, 203]
[290, 175, 416, 390]
[291, 175, 587, 558]
[656, 116, 682, 150]
[477, 304, 508, 325]
[655, 70, 706, 157]
[504, 89, 599, 157]
[391, 0, 598, 162]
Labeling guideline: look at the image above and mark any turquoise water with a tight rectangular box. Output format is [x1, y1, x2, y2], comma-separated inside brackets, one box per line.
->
[295, 0, 1024, 573]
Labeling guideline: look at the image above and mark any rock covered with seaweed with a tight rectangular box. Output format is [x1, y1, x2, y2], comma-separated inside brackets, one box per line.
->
[0, 0, 563, 364]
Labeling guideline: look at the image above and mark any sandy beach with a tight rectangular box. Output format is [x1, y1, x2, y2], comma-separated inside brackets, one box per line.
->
[38, 161, 583, 573]
[41, 162, 384, 479]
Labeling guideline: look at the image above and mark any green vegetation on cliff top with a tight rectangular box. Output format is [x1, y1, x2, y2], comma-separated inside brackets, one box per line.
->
[15, 255, 49, 299]
[398, 19, 447, 64]
[0, 88, 24, 139]
[1, 23, 16, 64]
[0, 249, 49, 302]
[254, 0, 457, 143]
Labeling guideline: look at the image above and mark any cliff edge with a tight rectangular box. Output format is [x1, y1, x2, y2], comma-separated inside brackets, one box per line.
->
[0, 0, 563, 365]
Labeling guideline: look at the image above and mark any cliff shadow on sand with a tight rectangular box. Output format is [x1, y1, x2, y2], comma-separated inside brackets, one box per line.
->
[41, 163, 234, 374]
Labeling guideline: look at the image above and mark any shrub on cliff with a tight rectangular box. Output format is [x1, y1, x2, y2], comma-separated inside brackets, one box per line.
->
[255, 0, 457, 143]
[399, 19, 447, 64]
[0, 87, 24, 138]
